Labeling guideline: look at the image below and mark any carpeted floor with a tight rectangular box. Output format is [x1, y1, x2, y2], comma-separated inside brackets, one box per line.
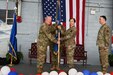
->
[1, 63, 113, 75]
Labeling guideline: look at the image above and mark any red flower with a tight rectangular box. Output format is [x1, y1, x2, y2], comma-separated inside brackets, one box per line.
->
[16, 16, 22, 23]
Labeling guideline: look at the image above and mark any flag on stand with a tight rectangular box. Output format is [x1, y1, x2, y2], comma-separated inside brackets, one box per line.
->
[56, 0, 61, 25]
[42, 0, 86, 45]
[8, 13, 17, 59]
[53, 0, 61, 53]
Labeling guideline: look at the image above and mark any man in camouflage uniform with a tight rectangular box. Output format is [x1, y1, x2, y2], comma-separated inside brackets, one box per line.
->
[96, 15, 111, 74]
[37, 16, 59, 73]
[61, 18, 76, 68]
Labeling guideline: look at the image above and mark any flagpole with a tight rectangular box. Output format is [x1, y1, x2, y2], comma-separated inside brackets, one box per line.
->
[6, 0, 8, 24]
[9, 55, 13, 66]
[17, 0, 22, 16]
[8, 42, 15, 66]
[9, 42, 14, 66]
[58, 32, 60, 67]
[57, 0, 61, 68]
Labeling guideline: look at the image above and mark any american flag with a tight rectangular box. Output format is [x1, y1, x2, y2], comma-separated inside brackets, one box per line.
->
[42, 0, 86, 45]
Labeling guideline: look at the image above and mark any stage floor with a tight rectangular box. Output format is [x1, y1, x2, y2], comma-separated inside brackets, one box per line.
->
[0, 63, 113, 75]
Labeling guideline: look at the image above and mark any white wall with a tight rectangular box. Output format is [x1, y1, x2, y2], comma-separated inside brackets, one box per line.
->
[16, 0, 42, 63]
[0, 1, 15, 9]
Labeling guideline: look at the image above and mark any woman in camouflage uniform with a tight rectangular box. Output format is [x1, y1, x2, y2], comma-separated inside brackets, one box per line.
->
[61, 18, 76, 68]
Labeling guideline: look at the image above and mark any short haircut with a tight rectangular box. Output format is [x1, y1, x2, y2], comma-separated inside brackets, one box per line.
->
[44, 16, 52, 21]
[45, 16, 51, 19]
[100, 15, 107, 21]
[69, 18, 76, 23]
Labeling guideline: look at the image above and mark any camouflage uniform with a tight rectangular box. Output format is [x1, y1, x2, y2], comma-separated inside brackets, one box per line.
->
[49, 24, 58, 67]
[50, 24, 65, 68]
[61, 26, 76, 68]
[96, 24, 111, 73]
[37, 23, 57, 68]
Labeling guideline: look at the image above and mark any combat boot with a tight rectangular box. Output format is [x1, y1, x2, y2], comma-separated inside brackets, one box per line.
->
[102, 65, 108, 74]
[50, 65, 56, 70]
[55, 66, 61, 71]
[68, 64, 74, 69]
[102, 68, 107, 74]
[37, 66, 43, 74]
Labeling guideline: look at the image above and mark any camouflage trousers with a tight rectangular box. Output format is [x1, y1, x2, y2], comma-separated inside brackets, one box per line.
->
[37, 43, 59, 68]
[66, 46, 75, 67]
[37, 44, 48, 68]
[99, 46, 109, 72]
[51, 50, 58, 66]
[50, 43, 58, 67]
[50, 43, 65, 67]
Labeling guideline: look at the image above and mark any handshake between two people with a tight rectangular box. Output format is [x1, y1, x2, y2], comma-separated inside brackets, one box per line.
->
[57, 25, 61, 30]
[56, 25, 64, 45]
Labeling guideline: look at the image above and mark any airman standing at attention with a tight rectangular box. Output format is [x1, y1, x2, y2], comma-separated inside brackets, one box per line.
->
[96, 15, 111, 74]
